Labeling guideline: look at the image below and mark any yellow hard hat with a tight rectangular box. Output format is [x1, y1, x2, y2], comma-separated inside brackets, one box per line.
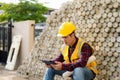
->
[57, 22, 76, 37]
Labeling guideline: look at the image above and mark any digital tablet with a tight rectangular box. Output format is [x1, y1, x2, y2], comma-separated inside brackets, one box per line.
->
[41, 60, 56, 65]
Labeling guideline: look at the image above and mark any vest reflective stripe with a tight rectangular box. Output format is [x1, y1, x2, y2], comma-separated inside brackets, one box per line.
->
[61, 38, 98, 74]
[78, 39, 84, 56]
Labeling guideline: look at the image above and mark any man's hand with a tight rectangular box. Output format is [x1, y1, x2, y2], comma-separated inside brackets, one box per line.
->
[51, 61, 62, 70]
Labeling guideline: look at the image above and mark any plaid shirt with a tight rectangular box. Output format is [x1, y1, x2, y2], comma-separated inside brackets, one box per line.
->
[53, 38, 93, 71]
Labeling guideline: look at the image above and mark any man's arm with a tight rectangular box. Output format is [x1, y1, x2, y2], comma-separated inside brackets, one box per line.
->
[62, 43, 93, 71]
[44, 52, 64, 68]
[52, 52, 65, 62]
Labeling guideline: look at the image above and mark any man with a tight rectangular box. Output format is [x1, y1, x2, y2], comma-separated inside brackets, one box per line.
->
[43, 22, 98, 80]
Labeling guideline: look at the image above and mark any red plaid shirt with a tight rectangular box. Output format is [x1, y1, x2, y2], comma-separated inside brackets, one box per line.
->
[53, 38, 93, 71]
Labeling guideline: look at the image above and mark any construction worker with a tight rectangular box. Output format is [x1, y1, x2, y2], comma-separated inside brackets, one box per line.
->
[43, 22, 98, 80]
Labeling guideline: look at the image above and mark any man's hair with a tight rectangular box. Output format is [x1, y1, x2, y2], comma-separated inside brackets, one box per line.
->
[69, 31, 75, 37]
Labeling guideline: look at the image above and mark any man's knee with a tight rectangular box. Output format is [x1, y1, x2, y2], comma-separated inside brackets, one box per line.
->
[72, 67, 86, 80]
[74, 67, 85, 72]
[73, 67, 85, 76]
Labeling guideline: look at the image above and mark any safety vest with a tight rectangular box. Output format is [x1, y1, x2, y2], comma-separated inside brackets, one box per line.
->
[61, 38, 98, 74]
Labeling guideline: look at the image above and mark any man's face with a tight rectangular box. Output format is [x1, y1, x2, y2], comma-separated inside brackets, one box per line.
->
[61, 34, 74, 46]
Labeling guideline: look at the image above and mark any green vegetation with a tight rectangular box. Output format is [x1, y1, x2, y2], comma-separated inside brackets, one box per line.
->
[0, 0, 48, 23]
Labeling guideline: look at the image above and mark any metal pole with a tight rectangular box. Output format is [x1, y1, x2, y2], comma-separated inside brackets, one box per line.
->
[7, 18, 14, 52]
[2, 27, 5, 51]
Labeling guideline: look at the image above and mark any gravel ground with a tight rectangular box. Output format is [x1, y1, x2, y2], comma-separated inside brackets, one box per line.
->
[0, 64, 39, 80]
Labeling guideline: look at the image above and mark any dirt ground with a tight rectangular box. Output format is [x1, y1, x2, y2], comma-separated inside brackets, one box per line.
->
[0, 64, 38, 80]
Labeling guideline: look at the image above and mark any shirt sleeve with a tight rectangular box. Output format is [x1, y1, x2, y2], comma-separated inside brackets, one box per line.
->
[52, 52, 65, 62]
[62, 43, 93, 71]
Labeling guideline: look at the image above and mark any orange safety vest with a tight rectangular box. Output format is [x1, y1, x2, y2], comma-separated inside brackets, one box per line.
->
[61, 38, 98, 74]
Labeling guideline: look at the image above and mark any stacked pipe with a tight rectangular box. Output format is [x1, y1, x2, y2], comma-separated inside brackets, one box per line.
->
[17, 0, 120, 80]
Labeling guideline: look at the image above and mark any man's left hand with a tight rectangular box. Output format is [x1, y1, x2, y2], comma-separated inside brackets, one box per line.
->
[51, 61, 62, 70]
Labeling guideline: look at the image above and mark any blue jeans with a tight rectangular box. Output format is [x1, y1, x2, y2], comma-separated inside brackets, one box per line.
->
[43, 67, 95, 80]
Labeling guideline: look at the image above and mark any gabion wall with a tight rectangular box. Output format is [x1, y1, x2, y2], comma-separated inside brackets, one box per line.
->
[17, 0, 120, 80]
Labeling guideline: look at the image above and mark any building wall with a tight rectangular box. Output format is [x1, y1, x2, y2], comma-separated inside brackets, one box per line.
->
[12, 20, 35, 67]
